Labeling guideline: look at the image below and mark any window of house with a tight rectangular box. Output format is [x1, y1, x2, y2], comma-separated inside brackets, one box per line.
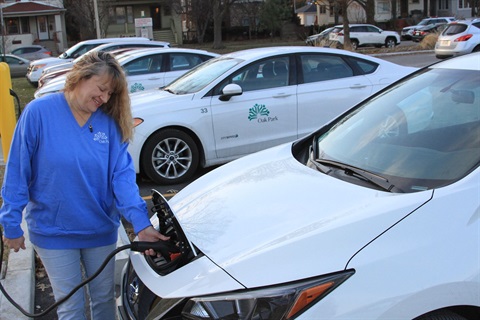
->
[458, 0, 471, 8]
[109, 6, 134, 24]
[319, 5, 327, 14]
[439, 0, 449, 10]
[20, 17, 30, 33]
[377, 0, 390, 13]
[6, 18, 19, 34]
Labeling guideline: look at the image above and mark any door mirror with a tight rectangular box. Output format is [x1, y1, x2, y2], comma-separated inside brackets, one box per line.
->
[219, 83, 243, 101]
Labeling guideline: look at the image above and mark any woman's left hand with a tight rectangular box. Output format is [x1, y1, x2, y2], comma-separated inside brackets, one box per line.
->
[137, 225, 170, 256]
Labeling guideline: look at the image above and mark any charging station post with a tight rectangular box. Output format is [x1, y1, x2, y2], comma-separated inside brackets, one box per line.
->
[0, 62, 16, 162]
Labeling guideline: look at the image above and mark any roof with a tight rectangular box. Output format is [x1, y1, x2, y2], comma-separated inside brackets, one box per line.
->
[2, 1, 65, 17]
[295, 4, 317, 14]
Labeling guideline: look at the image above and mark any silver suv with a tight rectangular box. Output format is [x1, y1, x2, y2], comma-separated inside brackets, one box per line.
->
[435, 18, 480, 59]
[401, 17, 456, 40]
[329, 24, 401, 49]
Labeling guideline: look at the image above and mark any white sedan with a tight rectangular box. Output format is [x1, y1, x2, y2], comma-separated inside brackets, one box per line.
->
[119, 53, 480, 320]
[128, 46, 415, 184]
[34, 47, 219, 98]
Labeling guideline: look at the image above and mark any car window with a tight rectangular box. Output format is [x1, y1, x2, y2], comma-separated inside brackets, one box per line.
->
[352, 58, 378, 74]
[366, 26, 380, 33]
[215, 56, 290, 93]
[313, 68, 480, 192]
[301, 54, 354, 83]
[473, 22, 480, 28]
[443, 24, 468, 35]
[169, 53, 207, 71]
[123, 54, 164, 75]
[71, 44, 105, 57]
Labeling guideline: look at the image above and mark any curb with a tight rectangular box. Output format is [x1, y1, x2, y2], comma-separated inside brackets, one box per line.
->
[0, 218, 35, 320]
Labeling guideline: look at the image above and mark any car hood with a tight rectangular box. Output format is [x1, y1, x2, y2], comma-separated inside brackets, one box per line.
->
[131, 143, 432, 298]
[130, 89, 196, 115]
[30, 57, 68, 65]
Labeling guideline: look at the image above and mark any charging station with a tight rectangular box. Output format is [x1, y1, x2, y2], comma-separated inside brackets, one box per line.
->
[0, 62, 16, 162]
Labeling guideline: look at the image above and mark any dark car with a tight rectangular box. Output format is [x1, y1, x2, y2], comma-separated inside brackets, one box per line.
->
[412, 23, 447, 42]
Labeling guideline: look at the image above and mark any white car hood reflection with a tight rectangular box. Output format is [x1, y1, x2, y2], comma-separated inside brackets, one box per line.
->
[132, 143, 432, 298]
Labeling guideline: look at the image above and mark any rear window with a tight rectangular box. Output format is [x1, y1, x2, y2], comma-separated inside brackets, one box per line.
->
[443, 24, 468, 35]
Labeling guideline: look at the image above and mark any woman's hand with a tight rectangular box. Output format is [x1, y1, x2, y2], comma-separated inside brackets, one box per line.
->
[137, 226, 170, 256]
[3, 236, 26, 252]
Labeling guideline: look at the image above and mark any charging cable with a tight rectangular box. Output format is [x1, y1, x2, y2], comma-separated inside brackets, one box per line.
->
[0, 232, 170, 318]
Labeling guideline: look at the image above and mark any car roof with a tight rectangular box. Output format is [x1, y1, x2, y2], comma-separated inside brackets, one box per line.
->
[93, 40, 170, 50]
[3, 53, 30, 62]
[430, 52, 480, 71]
[220, 46, 385, 62]
[114, 47, 219, 60]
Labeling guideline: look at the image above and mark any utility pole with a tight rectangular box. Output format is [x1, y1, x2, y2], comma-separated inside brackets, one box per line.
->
[0, 4, 5, 61]
[93, 0, 101, 38]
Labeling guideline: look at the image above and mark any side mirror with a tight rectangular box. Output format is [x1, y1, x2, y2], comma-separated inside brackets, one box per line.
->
[18, 61, 25, 65]
[219, 83, 243, 101]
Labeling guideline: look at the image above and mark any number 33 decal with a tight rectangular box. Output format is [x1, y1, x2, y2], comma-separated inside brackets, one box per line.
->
[200, 108, 208, 113]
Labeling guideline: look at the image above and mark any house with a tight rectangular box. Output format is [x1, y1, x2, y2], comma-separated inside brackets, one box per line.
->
[295, 0, 475, 29]
[1, 0, 67, 54]
[1, 0, 182, 55]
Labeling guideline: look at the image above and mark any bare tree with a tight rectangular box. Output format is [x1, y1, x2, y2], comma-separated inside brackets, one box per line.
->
[212, 0, 238, 49]
[353, 0, 375, 24]
[235, 0, 264, 39]
[260, 0, 291, 39]
[64, 0, 115, 39]
[171, 0, 213, 44]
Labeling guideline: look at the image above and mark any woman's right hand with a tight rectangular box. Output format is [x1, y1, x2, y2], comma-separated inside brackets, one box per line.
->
[3, 236, 26, 252]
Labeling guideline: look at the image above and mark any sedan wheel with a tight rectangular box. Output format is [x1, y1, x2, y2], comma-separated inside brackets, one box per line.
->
[141, 129, 199, 185]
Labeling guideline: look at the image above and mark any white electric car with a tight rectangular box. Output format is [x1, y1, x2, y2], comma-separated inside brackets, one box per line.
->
[126, 46, 415, 185]
[117, 53, 480, 320]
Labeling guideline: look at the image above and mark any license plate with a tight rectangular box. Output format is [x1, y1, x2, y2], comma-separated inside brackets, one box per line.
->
[440, 40, 450, 46]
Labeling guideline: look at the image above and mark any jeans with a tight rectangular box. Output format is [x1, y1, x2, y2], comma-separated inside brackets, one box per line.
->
[34, 244, 117, 320]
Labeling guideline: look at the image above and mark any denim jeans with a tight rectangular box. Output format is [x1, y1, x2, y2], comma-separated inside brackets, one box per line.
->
[34, 243, 117, 320]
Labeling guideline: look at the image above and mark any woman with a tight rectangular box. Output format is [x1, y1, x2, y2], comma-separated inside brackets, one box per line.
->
[0, 51, 166, 319]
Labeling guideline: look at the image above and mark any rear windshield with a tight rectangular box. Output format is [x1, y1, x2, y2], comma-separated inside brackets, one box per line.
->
[442, 24, 468, 35]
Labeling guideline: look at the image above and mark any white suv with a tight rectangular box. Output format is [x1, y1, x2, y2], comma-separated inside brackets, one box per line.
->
[435, 18, 480, 59]
[329, 24, 400, 49]
[401, 17, 456, 40]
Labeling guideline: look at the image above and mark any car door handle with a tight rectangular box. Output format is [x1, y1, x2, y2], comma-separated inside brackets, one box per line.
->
[272, 93, 293, 98]
[350, 84, 368, 89]
[148, 77, 161, 80]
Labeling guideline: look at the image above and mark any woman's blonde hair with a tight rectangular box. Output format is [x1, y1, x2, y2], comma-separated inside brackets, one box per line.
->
[64, 51, 133, 142]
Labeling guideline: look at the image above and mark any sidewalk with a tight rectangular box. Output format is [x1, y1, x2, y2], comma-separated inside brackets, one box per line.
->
[1, 138, 35, 319]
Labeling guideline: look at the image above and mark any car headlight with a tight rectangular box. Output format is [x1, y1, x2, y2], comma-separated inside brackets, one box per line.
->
[32, 64, 47, 72]
[181, 270, 354, 320]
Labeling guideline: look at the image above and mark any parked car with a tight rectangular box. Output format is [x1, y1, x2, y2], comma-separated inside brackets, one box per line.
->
[411, 23, 447, 42]
[435, 18, 480, 59]
[1, 54, 30, 78]
[34, 48, 219, 98]
[9, 45, 52, 60]
[305, 27, 335, 46]
[26, 37, 166, 86]
[125, 46, 415, 185]
[118, 52, 480, 320]
[37, 41, 173, 88]
[401, 16, 455, 40]
[329, 24, 401, 49]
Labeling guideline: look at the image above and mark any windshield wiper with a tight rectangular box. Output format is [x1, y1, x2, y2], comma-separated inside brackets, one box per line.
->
[312, 158, 401, 192]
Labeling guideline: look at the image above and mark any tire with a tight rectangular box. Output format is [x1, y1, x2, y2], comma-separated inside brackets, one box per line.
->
[414, 309, 468, 320]
[141, 128, 199, 185]
[385, 37, 396, 48]
[472, 45, 480, 53]
[351, 39, 359, 50]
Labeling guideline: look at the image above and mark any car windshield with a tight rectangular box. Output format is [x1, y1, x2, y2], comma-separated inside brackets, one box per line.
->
[418, 19, 431, 26]
[164, 57, 241, 94]
[308, 67, 479, 193]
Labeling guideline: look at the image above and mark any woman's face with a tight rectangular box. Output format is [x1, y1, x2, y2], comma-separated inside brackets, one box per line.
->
[74, 73, 113, 113]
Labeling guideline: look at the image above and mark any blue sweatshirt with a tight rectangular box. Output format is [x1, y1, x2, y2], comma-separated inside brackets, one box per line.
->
[0, 92, 152, 249]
